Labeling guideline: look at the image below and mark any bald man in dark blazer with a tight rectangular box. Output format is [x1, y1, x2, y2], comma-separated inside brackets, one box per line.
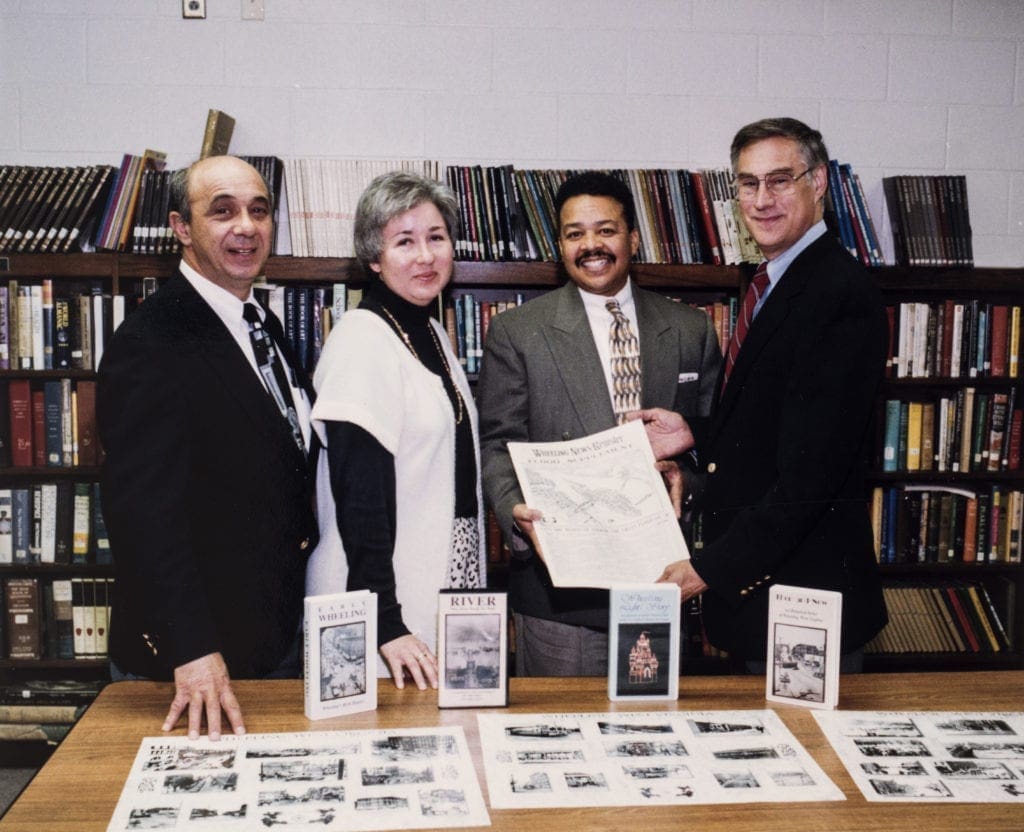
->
[99, 156, 317, 737]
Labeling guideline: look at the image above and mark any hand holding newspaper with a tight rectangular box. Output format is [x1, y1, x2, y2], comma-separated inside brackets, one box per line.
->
[507, 420, 689, 588]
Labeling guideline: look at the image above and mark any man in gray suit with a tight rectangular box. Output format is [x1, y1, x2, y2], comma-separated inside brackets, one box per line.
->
[478, 172, 721, 676]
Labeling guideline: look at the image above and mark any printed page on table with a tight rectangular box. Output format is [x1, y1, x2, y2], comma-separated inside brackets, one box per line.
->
[478, 709, 843, 809]
[106, 727, 489, 831]
[814, 710, 1024, 802]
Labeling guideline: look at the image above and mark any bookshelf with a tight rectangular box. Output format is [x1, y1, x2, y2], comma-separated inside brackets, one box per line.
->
[3, 254, 1022, 677]
[865, 265, 1023, 670]
[1, 272, 111, 690]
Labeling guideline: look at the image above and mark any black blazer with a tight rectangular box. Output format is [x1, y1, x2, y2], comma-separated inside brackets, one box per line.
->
[97, 273, 318, 679]
[691, 233, 889, 660]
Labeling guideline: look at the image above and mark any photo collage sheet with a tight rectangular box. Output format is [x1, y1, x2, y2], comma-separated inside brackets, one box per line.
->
[814, 710, 1024, 802]
[105, 727, 489, 831]
[478, 709, 843, 808]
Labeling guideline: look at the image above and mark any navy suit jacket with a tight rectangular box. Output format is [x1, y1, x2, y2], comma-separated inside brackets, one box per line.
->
[98, 272, 318, 679]
[691, 233, 889, 660]
[478, 280, 721, 627]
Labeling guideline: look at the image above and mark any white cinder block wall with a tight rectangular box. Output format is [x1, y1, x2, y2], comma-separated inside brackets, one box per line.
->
[1, 0, 1022, 266]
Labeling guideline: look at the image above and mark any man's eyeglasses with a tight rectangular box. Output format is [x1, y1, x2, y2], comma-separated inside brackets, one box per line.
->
[732, 167, 816, 201]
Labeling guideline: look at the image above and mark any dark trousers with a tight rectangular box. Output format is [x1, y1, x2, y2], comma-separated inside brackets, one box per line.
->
[513, 612, 609, 677]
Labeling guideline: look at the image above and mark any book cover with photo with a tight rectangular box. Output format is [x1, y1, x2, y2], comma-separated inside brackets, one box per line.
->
[303, 590, 377, 720]
[608, 584, 680, 701]
[437, 589, 508, 708]
[766, 584, 842, 710]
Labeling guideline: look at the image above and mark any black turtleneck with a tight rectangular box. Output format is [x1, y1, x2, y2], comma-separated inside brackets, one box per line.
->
[324, 277, 477, 647]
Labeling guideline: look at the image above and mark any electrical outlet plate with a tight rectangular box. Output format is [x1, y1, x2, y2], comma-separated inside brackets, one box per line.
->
[182, 0, 206, 19]
[242, 0, 265, 20]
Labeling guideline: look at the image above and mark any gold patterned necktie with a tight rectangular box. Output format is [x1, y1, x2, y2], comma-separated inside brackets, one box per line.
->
[606, 299, 642, 424]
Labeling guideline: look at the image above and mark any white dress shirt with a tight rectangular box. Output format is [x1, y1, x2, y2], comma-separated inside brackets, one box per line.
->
[178, 260, 312, 448]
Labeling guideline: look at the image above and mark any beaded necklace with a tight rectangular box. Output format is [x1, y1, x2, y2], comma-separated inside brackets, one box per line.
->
[378, 305, 466, 425]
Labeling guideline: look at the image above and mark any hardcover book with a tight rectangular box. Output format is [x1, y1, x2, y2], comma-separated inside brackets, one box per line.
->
[5, 577, 41, 659]
[607, 583, 680, 701]
[437, 589, 509, 709]
[303, 589, 377, 721]
[200, 109, 235, 158]
[0, 489, 11, 564]
[766, 584, 842, 710]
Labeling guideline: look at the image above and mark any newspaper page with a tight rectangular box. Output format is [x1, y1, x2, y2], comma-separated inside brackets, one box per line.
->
[106, 727, 489, 831]
[478, 709, 844, 808]
[507, 420, 688, 588]
[813, 710, 1024, 802]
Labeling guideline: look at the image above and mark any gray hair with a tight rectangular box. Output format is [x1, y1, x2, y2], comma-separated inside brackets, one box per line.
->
[729, 118, 830, 172]
[168, 157, 273, 224]
[354, 171, 460, 268]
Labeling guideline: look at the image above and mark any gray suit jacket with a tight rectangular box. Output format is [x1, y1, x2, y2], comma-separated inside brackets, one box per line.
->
[478, 280, 721, 626]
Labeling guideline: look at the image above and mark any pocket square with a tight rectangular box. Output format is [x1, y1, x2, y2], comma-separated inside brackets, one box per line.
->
[677, 372, 698, 383]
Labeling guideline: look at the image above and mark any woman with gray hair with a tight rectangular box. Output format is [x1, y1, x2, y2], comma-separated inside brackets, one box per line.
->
[307, 171, 485, 690]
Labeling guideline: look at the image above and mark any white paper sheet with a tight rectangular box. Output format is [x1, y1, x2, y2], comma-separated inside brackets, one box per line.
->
[508, 420, 688, 588]
[478, 709, 844, 808]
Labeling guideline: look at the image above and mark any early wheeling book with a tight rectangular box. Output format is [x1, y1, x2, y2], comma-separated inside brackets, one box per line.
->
[303, 589, 377, 720]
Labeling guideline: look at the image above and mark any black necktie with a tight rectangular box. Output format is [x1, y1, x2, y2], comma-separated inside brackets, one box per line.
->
[243, 303, 306, 454]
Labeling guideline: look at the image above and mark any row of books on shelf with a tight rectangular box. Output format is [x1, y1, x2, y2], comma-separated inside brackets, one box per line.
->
[0, 152, 285, 257]
[871, 485, 1023, 565]
[441, 291, 736, 377]
[1, 156, 974, 269]
[107, 154, 285, 257]
[0, 482, 109, 566]
[92, 151, 168, 253]
[887, 301, 1021, 380]
[444, 165, 762, 266]
[881, 175, 973, 267]
[880, 388, 1022, 474]
[865, 580, 1012, 655]
[0, 164, 116, 254]
[823, 160, 885, 267]
[253, 281, 361, 375]
[0, 278, 147, 371]
[1, 378, 100, 469]
[3, 576, 112, 661]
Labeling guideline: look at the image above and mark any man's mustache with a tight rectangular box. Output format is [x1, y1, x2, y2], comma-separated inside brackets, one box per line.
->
[575, 247, 616, 267]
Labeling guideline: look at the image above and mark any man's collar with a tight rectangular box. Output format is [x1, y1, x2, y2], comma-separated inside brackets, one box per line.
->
[178, 259, 256, 316]
[765, 221, 827, 282]
[575, 276, 634, 311]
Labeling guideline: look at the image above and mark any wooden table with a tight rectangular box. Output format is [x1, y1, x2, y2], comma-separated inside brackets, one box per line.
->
[3, 672, 1023, 830]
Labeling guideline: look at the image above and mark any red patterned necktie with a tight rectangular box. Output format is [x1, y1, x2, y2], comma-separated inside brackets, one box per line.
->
[606, 299, 642, 424]
[721, 261, 770, 391]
